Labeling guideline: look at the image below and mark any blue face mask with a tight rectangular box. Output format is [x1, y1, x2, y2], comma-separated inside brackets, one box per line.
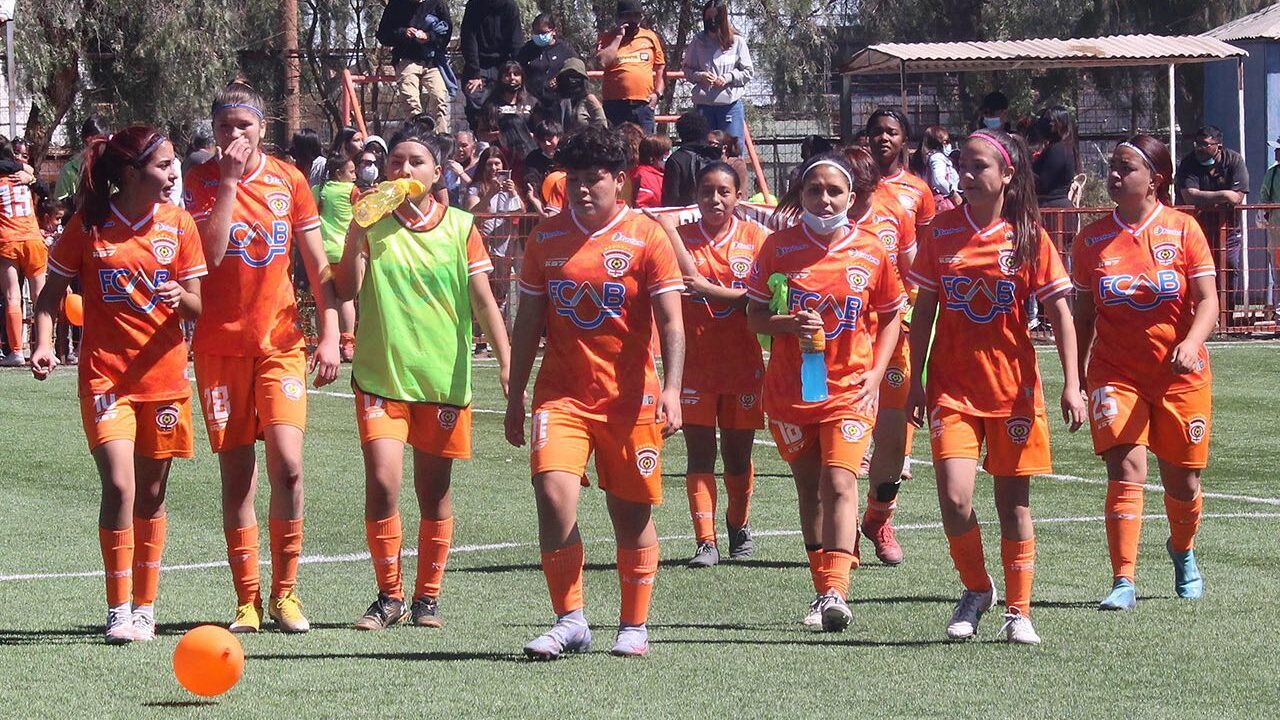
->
[982, 116, 1002, 130]
[532, 32, 554, 47]
[801, 209, 850, 235]
[1198, 154, 1217, 167]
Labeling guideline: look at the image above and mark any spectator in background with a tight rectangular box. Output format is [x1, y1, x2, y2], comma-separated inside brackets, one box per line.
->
[850, 129, 870, 149]
[708, 129, 748, 195]
[1032, 106, 1080, 220]
[289, 128, 327, 186]
[465, 147, 524, 312]
[377, 0, 454, 133]
[1259, 135, 1280, 305]
[521, 118, 561, 208]
[683, 0, 753, 141]
[974, 91, 1012, 132]
[1177, 125, 1248, 313]
[616, 121, 644, 203]
[54, 116, 109, 206]
[476, 61, 537, 164]
[354, 149, 383, 190]
[445, 129, 482, 206]
[330, 126, 366, 163]
[632, 134, 670, 208]
[517, 13, 577, 108]
[911, 125, 960, 210]
[662, 111, 719, 207]
[183, 131, 215, 179]
[541, 58, 607, 134]
[461, 0, 524, 130]
[786, 134, 834, 191]
[313, 154, 360, 361]
[596, 0, 665, 133]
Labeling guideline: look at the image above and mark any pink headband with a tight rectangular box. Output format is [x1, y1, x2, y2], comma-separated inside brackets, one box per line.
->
[970, 131, 1012, 167]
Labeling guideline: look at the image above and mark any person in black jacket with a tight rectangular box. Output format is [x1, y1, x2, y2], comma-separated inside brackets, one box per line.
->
[662, 112, 719, 207]
[377, 0, 454, 131]
[516, 13, 578, 108]
[461, 0, 524, 130]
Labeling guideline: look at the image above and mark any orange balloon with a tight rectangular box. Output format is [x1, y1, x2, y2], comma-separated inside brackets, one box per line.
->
[63, 293, 83, 327]
[173, 625, 244, 697]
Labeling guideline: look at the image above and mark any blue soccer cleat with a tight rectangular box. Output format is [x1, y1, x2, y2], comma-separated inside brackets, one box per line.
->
[1167, 540, 1204, 600]
[1098, 577, 1137, 611]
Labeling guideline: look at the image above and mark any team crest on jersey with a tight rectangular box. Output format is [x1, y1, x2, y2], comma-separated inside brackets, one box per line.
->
[846, 265, 871, 291]
[1152, 242, 1178, 266]
[437, 406, 459, 429]
[885, 367, 906, 388]
[602, 250, 632, 278]
[729, 257, 752, 279]
[280, 376, 305, 401]
[1005, 417, 1032, 445]
[635, 446, 659, 477]
[1187, 416, 1208, 445]
[840, 420, 869, 444]
[739, 393, 757, 409]
[877, 228, 898, 250]
[151, 236, 177, 265]
[154, 404, 180, 432]
[997, 248, 1020, 276]
[265, 192, 291, 218]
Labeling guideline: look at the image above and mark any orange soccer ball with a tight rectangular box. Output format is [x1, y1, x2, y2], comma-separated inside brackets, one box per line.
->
[173, 625, 244, 697]
[63, 293, 83, 327]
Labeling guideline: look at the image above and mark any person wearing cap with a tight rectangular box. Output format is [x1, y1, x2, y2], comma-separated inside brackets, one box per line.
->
[517, 13, 578, 108]
[682, 0, 753, 142]
[1175, 125, 1248, 316]
[596, 0, 666, 134]
[1259, 136, 1280, 296]
[376, 0, 455, 133]
[540, 58, 607, 134]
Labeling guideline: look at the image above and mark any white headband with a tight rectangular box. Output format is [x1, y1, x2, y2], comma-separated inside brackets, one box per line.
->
[803, 159, 853, 187]
[1117, 141, 1155, 171]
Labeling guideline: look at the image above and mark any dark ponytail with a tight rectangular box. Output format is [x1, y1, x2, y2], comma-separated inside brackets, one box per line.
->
[77, 125, 167, 229]
[969, 129, 1042, 275]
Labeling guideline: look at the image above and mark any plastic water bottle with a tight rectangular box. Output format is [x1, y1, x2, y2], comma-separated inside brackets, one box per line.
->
[352, 178, 426, 228]
[799, 332, 828, 402]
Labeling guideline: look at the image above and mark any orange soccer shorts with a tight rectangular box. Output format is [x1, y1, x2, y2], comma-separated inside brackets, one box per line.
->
[79, 393, 194, 459]
[1088, 381, 1211, 469]
[0, 238, 48, 278]
[529, 407, 666, 505]
[768, 416, 874, 473]
[680, 387, 765, 430]
[928, 406, 1052, 477]
[876, 334, 911, 410]
[354, 387, 472, 459]
[195, 348, 308, 452]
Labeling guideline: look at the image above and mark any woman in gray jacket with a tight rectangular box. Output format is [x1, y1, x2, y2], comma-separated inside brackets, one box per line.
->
[682, 0, 753, 141]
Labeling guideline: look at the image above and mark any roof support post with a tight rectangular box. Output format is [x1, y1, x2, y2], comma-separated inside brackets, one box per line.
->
[1238, 56, 1250, 309]
[1168, 63, 1176, 188]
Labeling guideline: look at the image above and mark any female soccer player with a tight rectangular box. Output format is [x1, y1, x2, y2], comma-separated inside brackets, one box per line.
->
[314, 153, 360, 361]
[1072, 134, 1216, 610]
[31, 126, 205, 644]
[184, 82, 342, 634]
[861, 108, 936, 565]
[677, 161, 768, 567]
[0, 138, 46, 366]
[505, 125, 685, 659]
[906, 129, 1086, 645]
[335, 121, 511, 630]
[745, 152, 906, 632]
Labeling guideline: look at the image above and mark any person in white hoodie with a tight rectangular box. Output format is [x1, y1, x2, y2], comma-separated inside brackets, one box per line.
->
[681, 0, 753, 142]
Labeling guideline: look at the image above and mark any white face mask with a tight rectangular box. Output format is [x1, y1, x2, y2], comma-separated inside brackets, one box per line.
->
[801, 209, 850, 235]
[357, 165, 379, 184]
[942, 143, 954, 156]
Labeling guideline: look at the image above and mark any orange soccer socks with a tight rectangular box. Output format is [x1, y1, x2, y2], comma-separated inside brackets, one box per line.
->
[99, 527, 134, 607]
[1164, 491, 1203, 553]
[724, 467, 755, 529]
[1001, 536, 1036, 616]
[805, 545, 825, 593]
[413, 517, 454, 600]
[366, 514, 404, 599]
[541, 542, 585, 617]
[225, 525, 261, 606]
[819, 550, 855, 599]
[269, 518, 304, 597]
[617, 544, 659, 626]
[946, 524, 993, 593]
[685, 473, 717, 545]
[5, 306, 23, 356]
[131, 515, 167, 607]
[1105, 481, 1145, 580]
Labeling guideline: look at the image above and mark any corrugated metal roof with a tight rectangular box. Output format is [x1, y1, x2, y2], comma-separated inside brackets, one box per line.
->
[841, 35, 1247, 75]
[1206, 3, 1280, 42]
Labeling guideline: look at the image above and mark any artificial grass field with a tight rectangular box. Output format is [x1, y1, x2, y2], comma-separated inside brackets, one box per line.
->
[1, 342, 1278, 718]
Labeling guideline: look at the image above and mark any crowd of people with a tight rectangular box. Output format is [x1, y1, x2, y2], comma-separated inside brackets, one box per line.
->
[0, 0, 1231, 660]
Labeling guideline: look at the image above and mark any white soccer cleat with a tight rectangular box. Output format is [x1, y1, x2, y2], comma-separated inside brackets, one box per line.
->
[105, 604, 137, 645]
[946, 576, 996, 640]
[131, 605, 156, 642]
[801, 594, 824, 627]
[998, 610, 1041, 645]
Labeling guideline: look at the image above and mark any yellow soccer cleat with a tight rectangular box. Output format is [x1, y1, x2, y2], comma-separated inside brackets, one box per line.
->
[269, 590, 311, 633]
[229, 602, 262, 634]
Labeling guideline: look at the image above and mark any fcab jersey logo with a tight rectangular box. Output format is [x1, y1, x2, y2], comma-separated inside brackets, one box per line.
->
[227, 220, 290, 268]
[548, 279, 627, 330]
[1098, 270, 1181, 311]
[940, 275, 1016, 323]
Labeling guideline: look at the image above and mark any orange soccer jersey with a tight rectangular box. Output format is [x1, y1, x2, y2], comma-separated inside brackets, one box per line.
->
[744, 222, 907, 426]
[907, 206, 1071, 417]
[0, 176, 43, 245]
[184, 154, 321, 356]
[869, 185, 916, 276]
[48, 203, 207, 400]
[1072, 204, 1215, 396]
[880, 168, 936, 235]
[678, 217, 767, 395]
[519, 205, 683, 423]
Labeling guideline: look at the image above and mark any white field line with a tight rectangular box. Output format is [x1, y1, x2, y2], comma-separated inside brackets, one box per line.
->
[3, 512, 1277, 584]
